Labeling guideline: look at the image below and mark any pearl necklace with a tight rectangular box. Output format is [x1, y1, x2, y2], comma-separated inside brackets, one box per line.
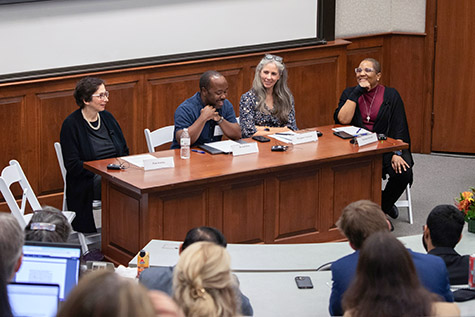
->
[81, 109, 101, 131]
[362, 85, 379, 123]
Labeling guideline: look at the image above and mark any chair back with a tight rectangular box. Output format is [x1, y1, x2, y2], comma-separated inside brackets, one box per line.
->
[0, 160, 42, 227]
[144, 125, 175, 152]
[54, 142, 68, 211]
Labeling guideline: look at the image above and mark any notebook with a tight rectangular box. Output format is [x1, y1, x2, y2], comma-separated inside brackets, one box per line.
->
[13, 241, 81, 301]
[8, 282, 60, 317]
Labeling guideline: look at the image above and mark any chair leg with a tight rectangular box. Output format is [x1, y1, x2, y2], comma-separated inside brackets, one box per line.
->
[406, 185, 413, 224]
[77, 232, 89, 254]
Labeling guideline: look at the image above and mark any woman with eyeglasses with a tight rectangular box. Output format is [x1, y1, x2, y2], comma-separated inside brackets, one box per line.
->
[334, 58, 413, 224]
[60, 77, 129, 233]
[239, 54, 297, 138]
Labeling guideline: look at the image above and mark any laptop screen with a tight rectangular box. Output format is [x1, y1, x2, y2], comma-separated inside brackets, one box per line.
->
[8, 282, 60, 317]
[13, 241, 81, 301]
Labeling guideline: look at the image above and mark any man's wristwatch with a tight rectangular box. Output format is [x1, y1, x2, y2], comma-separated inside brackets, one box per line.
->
[216, 116, 224, 124]
[393, 150, 402, 156]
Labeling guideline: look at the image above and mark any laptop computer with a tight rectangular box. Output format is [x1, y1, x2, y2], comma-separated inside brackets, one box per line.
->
[8, 282, 60, 317]
[13, 241, 81, 302]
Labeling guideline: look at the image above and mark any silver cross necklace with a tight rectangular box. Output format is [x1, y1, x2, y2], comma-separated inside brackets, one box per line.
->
[362, 85, 379, 123]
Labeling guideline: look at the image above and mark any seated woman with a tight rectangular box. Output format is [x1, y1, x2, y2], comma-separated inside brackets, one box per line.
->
[342, 231, 460, 317]
[334, 58, 413, 219]
[60, 77, 129, 233]
[173, 241, 239, 317]
[25, 206, 71, 243]
[239, 54, 297, 138]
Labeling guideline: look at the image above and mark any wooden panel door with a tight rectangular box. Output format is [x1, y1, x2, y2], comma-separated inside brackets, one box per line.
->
[432, 0, 475, 153]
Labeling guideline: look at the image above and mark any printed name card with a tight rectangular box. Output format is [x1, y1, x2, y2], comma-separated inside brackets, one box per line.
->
[143, 157, 175, 171]
[356, 133, 378, 146]
[291, 131, 318, 145]
[232, 142, 259, 156]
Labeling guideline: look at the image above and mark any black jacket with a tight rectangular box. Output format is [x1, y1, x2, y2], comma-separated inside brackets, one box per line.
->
[334, 86, 414, 171]
[429, 247, 470, 285]
[60, 109, 129, 233]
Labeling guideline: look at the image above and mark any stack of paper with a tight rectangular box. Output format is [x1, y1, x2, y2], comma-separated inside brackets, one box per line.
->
[332, 126, 371, 137]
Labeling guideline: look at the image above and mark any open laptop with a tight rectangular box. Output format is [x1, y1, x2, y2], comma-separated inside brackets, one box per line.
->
[8, 282, 59, 317]
[13, 241, 81, 302]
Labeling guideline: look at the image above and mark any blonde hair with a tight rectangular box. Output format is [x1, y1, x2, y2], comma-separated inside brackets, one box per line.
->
[173, 242, 239, 317]
[57, 270, 156, 317]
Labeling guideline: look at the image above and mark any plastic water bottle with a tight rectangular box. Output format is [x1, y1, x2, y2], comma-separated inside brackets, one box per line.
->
[180, 128, 190, 159]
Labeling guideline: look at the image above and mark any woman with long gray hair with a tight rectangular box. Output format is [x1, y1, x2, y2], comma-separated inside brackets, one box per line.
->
[239, 54, 297, 138]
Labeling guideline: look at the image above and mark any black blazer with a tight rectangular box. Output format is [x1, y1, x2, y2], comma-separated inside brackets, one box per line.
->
[429, 247, 470, 285]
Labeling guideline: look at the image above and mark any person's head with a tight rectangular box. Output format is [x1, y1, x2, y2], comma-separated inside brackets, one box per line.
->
[355, 58, 381, 90]
[57, 270, 157, 317]
[424, 204, 465, 251]
[0, 212, 24, 280]
[180, 226, 227, 253]
[254, 54, 286, 92]
[173, 242, 239, 317]
[252, 54, 293, 122]
[73, 77, 108, 110]
[342, 232, 438, 317]
[337, 200, 389, 250]
[199, 71, 228, 109]
[25, 206, 72, 243]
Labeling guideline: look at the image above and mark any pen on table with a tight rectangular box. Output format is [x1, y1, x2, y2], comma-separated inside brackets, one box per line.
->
[276, 133, 294, 135]
[355, 128, 361, 134]
[191, 149, 206, 154]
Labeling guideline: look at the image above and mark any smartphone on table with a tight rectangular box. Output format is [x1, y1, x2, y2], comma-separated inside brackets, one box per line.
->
[295, 276, 313, 289]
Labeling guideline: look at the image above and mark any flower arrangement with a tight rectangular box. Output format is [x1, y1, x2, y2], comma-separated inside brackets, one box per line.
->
[455, 187, 475, 222]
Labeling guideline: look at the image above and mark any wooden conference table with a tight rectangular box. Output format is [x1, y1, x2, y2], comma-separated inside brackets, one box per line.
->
[84, 125, 407, 265]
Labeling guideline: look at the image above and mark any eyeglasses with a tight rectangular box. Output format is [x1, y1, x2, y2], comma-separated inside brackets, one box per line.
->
[92, 91, 109, 99]
[265, 54, 283, 63]
[355, 67, 375, 74]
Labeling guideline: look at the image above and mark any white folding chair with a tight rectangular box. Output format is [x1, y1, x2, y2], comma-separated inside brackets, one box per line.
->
[54, 142, 101, 254]
[395, 184, 413, 224]
[144, 125, 175, 153]
[0, 159, 75, 229]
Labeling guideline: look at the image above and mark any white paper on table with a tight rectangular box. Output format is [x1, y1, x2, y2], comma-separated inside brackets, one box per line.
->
[269, 131, 297, 143]
[332, 126, 371, 136]
[120, 154, 157, 168]
[204, 140, 241, 153]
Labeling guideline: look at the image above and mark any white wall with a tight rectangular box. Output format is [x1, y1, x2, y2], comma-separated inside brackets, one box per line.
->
[335, 0, 426, 38]
[0, 0, 317, 77]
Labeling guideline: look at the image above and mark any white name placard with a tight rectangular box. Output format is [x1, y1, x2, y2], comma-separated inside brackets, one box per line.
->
[231, 142, 259, 156]
[291, 131, 318, 145]
[143, 157, 175, 171]
[356, 133, 378, 146]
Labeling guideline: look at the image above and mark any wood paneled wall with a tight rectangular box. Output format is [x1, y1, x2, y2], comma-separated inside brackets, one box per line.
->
[0, 34, 428, 209]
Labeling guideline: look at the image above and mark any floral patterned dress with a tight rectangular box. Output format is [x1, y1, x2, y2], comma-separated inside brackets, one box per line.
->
[239, 89, 297, 138]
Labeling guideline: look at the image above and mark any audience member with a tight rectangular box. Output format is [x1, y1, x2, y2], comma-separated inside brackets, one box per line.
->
[423, 204, 469, 285]
[173, 241, 238, 317]
[60, 76, 129, 233]
[0, 260, 13, 317]
[171, 71, 241, 149]
[329, 200, 453, 316]
[239, 54, 297, 138]
[139, 226, 253, 315]
[334, 58, 413, 221]
[0, 212, 24, 281]
[342, 231, 460, 317]
[24, 206, 72, 243]
[58, 270, 180, 317]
